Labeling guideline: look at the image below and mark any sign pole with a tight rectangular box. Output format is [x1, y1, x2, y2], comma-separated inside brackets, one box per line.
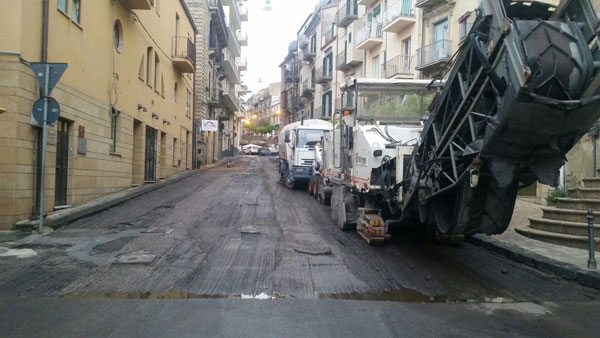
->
[38, 64, 50, 233]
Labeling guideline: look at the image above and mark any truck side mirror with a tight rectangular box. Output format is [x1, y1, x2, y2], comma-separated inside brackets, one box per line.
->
[285, 130, 290, 143]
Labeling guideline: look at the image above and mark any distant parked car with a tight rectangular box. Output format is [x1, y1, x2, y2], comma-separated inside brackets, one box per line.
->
[268, 147, 278, 156]
[258, 148, 272, 156]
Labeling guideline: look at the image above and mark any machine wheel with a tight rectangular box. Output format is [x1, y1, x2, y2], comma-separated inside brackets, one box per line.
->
[313, 180, 319, 199]
[432, 174, 519, 236]
[285, 172, 296, 189]
[308, 178, 314, 196]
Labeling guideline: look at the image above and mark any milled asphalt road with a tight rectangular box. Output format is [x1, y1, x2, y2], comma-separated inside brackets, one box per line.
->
[1, 156, 600, 337]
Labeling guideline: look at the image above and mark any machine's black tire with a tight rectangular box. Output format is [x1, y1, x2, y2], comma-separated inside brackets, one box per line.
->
[432, 174, 518, 236]
[285, 172, 296, 189]
[478, 179, 519, 235]
[308, 178, 314, 196]
[314, 180, 319, 199]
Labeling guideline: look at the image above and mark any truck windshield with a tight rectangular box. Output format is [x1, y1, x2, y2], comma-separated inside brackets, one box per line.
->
[297, 129, 325, 148]
[356, 87, 436, 121]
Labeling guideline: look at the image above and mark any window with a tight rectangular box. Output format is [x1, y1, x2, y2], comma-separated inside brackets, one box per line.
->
[57, 0, 67, 13]
[110, 108, 119, 153]
[324, 52, 333, 76]
[311, 67, 315, 87]
[174, 83, 179, 103]
[161, 75, 165, 97]
[186, 90, 192, 118]
[310, 34, 317, 54]
[138, 55, 145, 80]
[154, 53, 160, 89]
[175, 14, 180, 37]
[146, 47, 153, 85]
[71, 0, 81, 24]
[373, 55, 380, 78]
[310, 101, 314, 119]
[156, 0, 160, 14]
[348, 32, 352, 43]
[459, 19, 468, 40]
[113, 20, 124, 53]
[322, 91, 332, 117]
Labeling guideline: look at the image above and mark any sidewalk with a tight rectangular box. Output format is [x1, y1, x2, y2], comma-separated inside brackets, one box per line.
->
[14, 160, 229, 232]
[466, 198, 600, 289]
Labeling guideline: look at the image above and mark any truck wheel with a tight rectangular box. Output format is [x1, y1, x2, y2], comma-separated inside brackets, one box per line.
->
[314, 180, 319, 200]
[285, 172, 296, 189]
[308, 178, 314, 196]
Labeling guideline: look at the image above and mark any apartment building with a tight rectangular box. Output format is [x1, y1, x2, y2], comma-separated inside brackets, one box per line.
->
[0, 0, 196, 229]
[280, 41, 300, 125]
[280, 0, 423, 124]
[187, 0, 247, 164]
[246, 82, 281, 124]
[296, 2, 342, 122]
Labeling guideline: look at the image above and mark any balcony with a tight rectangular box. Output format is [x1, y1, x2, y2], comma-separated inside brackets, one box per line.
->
[336, 49, 363, 71]
[356, 22, 383, 50]
[383, 55, 414, 78]
[171, 36, 195, 73]
[239, 3, 248, 21]
[302, 50, 316, 63]
[301, 79, 315, 97]
[416, 39, 452, 70]
[237, 57, 247, 71]
[358, 0, 378, 7]
[226, 19, 241, 57]
[224, 49, 241, 84]
[208, 87, 223, 108]
[315, 66, 332, 85]
[223, 82, 240, 113]
[321, 26, 335, 48]
[336, 1, 359, 28]
[416, 0, 447, 8]
[298, 34, 309, 50]
[209, 0, 228, 47]
[119, 0, 152, 10]
[224, 0, 242, 29]
[314, 105, 323, 118]
[384, 0, 416, 33]
[237, 30, 248, 46]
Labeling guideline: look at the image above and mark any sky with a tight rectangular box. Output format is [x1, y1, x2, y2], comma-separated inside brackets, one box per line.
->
[241, 0, 319, 96]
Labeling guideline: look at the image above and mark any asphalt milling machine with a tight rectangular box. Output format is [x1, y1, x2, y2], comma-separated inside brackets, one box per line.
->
[287, 0, 600, 245]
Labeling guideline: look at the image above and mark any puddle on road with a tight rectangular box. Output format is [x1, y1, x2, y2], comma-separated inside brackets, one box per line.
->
[320, 290, 517, 303]
[320, 289, 434, 302]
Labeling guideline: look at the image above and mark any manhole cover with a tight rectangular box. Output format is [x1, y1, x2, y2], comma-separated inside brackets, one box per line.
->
[293, 244, 332, 256]
[141, 228, 173, 234]
[240, 226, 261, 234]
[114, 254, 158, 264]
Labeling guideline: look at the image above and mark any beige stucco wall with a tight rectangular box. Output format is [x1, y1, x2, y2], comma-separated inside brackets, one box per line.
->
[0, 0, 195, 229]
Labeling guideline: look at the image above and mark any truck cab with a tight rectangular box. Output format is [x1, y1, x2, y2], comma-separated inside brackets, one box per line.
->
[278, 119, 333, 189]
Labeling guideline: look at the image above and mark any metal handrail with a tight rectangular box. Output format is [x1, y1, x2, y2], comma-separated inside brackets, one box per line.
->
[385, 0, 414, 27]
[416, 39, 452, 67]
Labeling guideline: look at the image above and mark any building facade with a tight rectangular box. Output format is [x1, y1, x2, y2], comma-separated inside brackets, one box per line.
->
[186, 0, 247, 164]
[0, 0, 197, 229]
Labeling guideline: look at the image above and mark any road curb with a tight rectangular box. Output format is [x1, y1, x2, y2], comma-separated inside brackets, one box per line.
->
[15, 163, 222, 231]
[465, 234, 600, 290]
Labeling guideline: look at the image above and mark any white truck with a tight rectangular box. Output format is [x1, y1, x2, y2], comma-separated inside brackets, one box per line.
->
[278, 119, 333, 189]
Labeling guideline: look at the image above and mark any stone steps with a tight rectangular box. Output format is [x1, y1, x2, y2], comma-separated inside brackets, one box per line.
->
[569, 188, 600, 199]
[516, 227, 600, 251]
[542, 206, 600, 223]
[555, 198, 600, 211]
[583, 177, 600, 189]
[529, 217, 600, 237]
[520, 177, 600, 250]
